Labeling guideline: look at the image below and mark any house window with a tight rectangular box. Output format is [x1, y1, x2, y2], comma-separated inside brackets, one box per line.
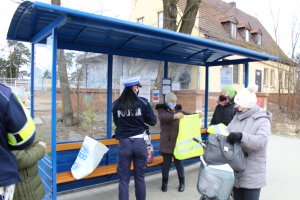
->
[245, 29, 250, 42]
[279, 71, 283, 88]
[270, 69, 275, 87]
[263, 68, 268, 85]
[233, 64, 239, 83]
[158, 11, 163, 28]
[257, 34, 262, 45]
[230, 23, 237, 38]
[137, 17, 144, 24]
[284, 72, 288, 88]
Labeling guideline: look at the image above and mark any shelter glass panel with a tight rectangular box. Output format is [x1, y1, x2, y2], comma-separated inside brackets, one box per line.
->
[112, 56, 162, 134]
[168, 62, 203, 126]
[33, 44, 52, 155]
[56, 51, 108, 142]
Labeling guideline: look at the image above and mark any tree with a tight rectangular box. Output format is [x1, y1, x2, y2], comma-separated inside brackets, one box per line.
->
[0, 57, 8, 77]
[155, 0, 201, 89]
[51, 0, 75, 126]
[7, 40, 30, 78]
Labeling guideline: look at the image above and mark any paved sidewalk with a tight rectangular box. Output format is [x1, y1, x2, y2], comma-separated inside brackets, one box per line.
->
[58, 135, 300, 200]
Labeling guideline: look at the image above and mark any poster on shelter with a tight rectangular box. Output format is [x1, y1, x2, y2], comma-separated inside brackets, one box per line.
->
[220, 67, 233, 89]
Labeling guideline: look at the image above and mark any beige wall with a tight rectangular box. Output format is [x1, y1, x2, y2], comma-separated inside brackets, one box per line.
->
[130, 0, 290, 94]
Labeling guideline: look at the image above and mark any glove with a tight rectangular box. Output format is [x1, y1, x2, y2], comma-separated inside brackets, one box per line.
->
[4, 184, 15, 200]
[227, 132, 242, 145]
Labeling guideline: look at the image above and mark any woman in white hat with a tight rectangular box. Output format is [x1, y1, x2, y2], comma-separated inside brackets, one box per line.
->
[226, 86, 272, 200]
[112, 76, 157, 200]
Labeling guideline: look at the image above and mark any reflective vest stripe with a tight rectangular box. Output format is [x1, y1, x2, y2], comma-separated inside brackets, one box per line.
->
[7, 96, 35, 146]
[175, 143, 202, 153]
[176, 135, 202, 146]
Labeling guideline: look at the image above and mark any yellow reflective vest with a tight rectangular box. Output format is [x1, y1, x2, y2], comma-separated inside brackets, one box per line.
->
[207, 123, 229, 136]
[173, 114, 204, 160]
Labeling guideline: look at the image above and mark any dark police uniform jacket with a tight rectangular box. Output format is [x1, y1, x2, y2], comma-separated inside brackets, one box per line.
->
[112, 97, 157, 139]
[0, 83, 35, 187]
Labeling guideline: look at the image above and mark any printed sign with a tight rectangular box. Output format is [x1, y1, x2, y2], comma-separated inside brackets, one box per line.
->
[220, 67, 233, 89]
[162, 78, 172, 95]
[152, 89, 160, 103]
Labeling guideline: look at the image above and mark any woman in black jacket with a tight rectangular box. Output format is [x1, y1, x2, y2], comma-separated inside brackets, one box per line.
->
[210, 86, 236, 126]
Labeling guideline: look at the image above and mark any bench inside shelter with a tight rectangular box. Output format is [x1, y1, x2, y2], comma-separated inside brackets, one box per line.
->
[51, 130, 207, 192]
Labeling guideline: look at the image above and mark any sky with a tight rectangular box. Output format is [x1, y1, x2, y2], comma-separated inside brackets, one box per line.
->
[1, 0, 300, 57]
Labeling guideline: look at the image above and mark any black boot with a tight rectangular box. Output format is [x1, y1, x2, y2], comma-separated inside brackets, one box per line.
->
[178, 177, 185, 192]
[161, 177, 168, 192]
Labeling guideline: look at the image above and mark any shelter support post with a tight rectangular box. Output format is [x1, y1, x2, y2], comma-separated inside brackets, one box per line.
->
[106, 54, 113, 165]
[30, 44, 34, 117]
[204, 65, 209, 128]
[107, 54, 113, 138]
[51, 29, 58, 200]
[163, 61, 168, 102]
[244, 62, 249, 87]
[164, 61, 168, 78]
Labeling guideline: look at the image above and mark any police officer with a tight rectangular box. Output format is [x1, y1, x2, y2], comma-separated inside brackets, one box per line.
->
[0, 83, 36, 200]
[113, 77, 157, 200]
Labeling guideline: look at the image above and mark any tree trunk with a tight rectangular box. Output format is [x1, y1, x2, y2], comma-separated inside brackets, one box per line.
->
[52, 0, 74, 126]
[57, 50, 74, 126]
[162, 0, 179, 31]
[178, 0, 201, 35]
[156, 0, 201, 98]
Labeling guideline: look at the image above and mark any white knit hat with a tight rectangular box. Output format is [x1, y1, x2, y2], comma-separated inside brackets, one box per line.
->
[234, 86, 257, 109]
[165, 92, 177, 103]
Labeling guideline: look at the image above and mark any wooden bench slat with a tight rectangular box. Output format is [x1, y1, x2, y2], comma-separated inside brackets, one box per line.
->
[56, 130, 207, 152]
[57, 156, 163, 184]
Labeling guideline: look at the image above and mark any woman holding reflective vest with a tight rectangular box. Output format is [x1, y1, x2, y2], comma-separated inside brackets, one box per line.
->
[155, 92, 190, 193]
[112, 76, 157, 200]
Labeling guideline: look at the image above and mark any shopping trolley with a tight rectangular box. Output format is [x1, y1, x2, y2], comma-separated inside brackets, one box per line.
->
[193, 138, 234, 200]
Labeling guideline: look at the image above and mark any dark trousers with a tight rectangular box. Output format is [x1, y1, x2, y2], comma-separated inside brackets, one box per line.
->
[117, 138, 147, 200]
[161, 153, 184, 178]
[233, 187, 261, 200]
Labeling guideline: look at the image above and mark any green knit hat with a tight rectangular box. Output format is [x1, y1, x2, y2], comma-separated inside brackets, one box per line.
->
[221, 86, 236, 99]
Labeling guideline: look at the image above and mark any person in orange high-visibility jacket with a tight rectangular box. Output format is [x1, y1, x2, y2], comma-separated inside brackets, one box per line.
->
[0, 83, 35, 200]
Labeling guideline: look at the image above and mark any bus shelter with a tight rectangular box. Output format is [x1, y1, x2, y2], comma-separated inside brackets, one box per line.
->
[7, 1, 278, 199]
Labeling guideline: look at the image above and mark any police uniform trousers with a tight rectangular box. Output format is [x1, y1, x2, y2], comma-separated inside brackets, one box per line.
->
[117, 138, 147, 200]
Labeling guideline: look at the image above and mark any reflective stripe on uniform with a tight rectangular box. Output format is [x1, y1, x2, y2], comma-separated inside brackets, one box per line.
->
[7, 96, 35, 146]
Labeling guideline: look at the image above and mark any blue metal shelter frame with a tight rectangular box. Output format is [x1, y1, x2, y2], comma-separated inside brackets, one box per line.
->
[7, 1, 278, 199]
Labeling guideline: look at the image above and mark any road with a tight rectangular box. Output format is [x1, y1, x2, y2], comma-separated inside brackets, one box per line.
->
[58, 135, 300, 200]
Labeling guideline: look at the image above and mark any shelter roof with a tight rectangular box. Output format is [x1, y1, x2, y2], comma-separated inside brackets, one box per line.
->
[7, 1, 278, 66]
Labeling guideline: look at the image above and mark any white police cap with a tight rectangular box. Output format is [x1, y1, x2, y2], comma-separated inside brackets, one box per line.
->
[122, 76, 142, 87]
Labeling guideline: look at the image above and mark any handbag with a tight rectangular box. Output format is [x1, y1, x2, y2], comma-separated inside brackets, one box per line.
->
[145, 135, 154, 163]
[204, 134, 245, 172]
